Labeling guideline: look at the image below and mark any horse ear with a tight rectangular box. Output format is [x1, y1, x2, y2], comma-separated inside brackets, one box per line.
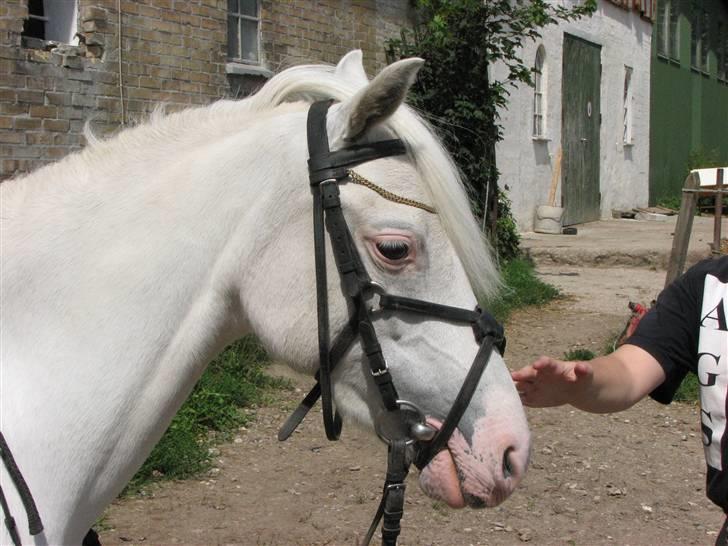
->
[334, 50, 369, 87]
[337, 57, 424, 142]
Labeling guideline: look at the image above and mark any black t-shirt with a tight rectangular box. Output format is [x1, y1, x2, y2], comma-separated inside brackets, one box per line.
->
[627, 256, 728, 513]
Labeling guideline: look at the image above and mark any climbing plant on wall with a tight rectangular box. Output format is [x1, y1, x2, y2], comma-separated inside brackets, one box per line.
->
[386, 0, 596, 260]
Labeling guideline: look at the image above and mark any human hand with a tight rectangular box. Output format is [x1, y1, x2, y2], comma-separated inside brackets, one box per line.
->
[510, 356, 593, 408]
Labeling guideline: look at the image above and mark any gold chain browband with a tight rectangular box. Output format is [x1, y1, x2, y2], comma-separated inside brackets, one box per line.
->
[347, 170, 437, 214]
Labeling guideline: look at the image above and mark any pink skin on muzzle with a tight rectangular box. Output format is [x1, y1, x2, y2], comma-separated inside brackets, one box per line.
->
[418, 416, 530, 508]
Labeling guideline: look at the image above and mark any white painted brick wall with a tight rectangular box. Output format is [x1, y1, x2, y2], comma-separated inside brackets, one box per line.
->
[492, 1, 652, 231]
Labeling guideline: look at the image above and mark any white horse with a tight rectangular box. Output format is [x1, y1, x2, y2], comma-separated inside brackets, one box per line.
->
[0, 51, 530, 545]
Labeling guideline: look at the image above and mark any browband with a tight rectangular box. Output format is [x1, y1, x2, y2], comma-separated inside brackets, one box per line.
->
[306, 100, 407, 185]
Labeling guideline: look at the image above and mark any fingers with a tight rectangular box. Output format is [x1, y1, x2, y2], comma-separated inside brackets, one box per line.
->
[510, 366, 537, 382]
[573, 361, 592, 378]
[532, 356, 563, 372]
[510, 355, 553, 382]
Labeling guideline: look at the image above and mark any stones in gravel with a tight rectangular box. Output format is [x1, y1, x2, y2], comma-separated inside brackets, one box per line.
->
[606, 484, 627, 497]
[518, 528, 534, 542]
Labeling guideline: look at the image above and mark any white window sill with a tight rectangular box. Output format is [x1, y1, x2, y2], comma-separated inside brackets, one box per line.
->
[623, 141, 635, 147]
[226, 62, 273, 78]
[532, 136, 551, 142]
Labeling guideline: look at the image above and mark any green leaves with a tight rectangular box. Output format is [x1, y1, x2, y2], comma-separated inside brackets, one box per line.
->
[385, 0, 595, 257]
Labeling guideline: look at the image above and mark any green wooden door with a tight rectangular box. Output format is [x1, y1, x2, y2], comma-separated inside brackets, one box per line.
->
[562, 34, 602, 225]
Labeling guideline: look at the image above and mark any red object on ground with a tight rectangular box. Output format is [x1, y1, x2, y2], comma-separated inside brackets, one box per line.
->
[617, 301, 651, 346]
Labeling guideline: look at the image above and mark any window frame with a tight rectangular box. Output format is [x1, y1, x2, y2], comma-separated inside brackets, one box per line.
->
[719, 22, 728, 83]
[22, 0, 78, 46]
[656, 0, 680, 63]
[622, 65, 634, 146]
[227, 0, 261, 65]
[532, 45, 547, 140]
[690, 4, 710, 75]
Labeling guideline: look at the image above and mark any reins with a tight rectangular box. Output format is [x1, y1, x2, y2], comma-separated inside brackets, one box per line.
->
[278, 100, 506, 546]
[0, 431, 44, 546]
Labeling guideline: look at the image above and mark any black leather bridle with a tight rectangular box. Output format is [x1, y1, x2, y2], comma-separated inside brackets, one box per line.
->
[278, 100, 507, 545]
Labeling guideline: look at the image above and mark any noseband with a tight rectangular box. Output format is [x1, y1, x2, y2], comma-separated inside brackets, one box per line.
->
[278, 100, 506, 545]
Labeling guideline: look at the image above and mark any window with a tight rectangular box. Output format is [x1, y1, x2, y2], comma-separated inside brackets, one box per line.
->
[228, 0, 260, 64]
[639, 0, 654, 20]
[656, 0, 679, 61]
[690, 4, 709, 73]
[532, 46, 546, 138]
[22, 0, 78, 44]
[622, 66, 634, 145]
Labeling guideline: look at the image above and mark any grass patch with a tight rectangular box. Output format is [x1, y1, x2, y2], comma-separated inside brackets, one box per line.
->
[656, 195, 681, 212]
[125, 335, 289, 494]
[674, 374, 700, 403]
[563, 348, 596, 361]
[488, 258, 560, 321]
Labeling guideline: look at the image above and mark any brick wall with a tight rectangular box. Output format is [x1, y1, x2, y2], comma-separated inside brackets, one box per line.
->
[0, 0, 413, 181]
[260, 0, 413, 75]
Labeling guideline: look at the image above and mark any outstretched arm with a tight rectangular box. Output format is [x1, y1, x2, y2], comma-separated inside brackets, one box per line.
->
[511, 344, 667, 413]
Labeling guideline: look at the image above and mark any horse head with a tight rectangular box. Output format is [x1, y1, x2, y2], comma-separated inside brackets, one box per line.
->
[242, 51, 531, 510]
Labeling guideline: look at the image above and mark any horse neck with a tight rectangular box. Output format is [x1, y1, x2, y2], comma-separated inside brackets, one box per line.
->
[0, 103, 308, 541]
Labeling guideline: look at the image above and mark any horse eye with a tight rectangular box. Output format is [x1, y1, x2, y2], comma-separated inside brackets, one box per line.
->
[375, 240, 410, 261]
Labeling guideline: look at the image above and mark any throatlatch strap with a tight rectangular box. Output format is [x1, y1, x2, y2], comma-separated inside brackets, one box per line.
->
[308, 100, 341, 441]
[313, 184, 342, 441]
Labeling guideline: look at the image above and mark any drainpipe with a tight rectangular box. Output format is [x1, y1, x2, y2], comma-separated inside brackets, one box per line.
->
[117, 0, 125, 125]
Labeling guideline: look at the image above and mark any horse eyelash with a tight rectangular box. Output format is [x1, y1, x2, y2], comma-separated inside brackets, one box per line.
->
[376, 240, 408, 249]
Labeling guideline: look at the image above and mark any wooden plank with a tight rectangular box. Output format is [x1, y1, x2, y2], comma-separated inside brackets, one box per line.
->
[665, 172, 700, 287]
[548, 147, 562, 207]
[713, 168, 724, 255]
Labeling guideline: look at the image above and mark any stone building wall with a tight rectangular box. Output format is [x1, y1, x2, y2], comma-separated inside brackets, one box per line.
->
[0, 0, 413, 181]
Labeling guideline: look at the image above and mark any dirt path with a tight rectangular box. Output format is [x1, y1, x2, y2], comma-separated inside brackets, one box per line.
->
[101, 266, 725, 545]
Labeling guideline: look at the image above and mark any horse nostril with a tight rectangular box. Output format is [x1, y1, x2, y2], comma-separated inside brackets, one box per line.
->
[502, 447, 515, 479]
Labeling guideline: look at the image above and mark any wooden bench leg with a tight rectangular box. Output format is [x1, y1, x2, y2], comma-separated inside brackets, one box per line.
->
[665, 172, 700, 288]
[713, 168, 724, 256]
